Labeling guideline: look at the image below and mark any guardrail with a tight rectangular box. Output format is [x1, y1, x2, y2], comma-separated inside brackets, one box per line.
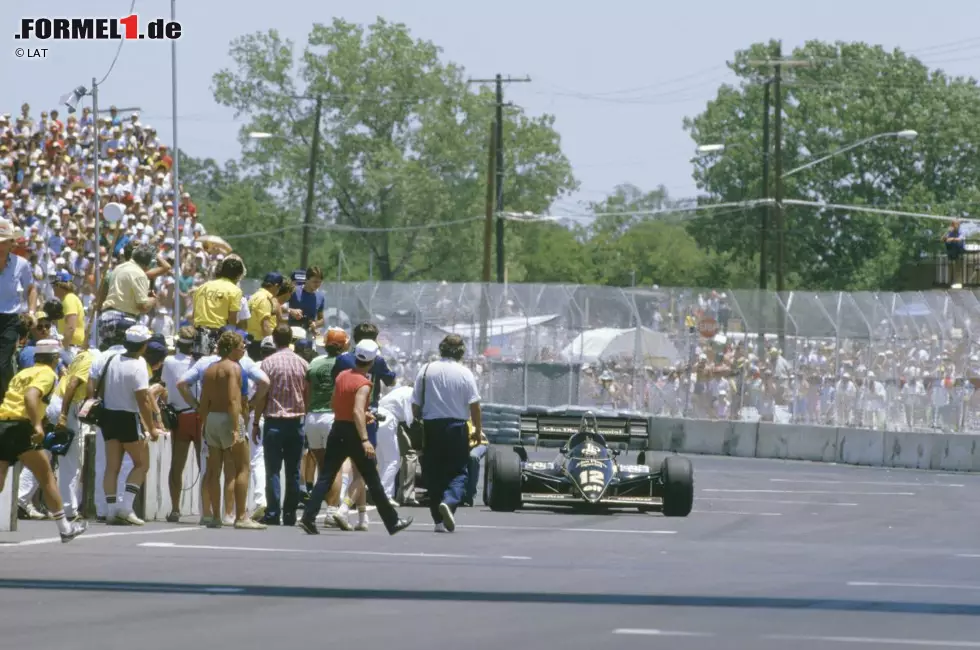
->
[480, 403, 980, 472]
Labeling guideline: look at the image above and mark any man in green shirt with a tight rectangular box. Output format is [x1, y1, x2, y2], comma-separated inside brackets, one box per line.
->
[302, 327, 350, 520]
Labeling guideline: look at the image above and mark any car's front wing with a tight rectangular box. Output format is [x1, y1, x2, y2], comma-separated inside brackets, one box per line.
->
[520, 469, 663, 507]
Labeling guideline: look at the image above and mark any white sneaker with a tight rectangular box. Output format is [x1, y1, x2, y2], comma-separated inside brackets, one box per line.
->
[354, 512, 369, 532]
[332, 511, 354, 531]
[434, 522, 451, 533]
[438, 502, 455, 532]
[113, 510, 144, 526]
[222, 515, 235, 526]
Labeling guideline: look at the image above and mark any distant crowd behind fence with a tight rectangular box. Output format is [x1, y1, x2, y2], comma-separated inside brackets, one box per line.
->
[243, 280, 980, 433]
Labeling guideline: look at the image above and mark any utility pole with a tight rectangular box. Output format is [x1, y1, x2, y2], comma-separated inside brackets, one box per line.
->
[772, 45, 785, 296]
[479, 123, 496, 354]
[467, 74, 531, 282]
[759, 80, 771, 291]
[299, 95, 323, 270]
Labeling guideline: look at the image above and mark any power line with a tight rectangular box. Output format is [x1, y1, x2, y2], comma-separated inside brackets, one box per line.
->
[96, 0, 137, 87]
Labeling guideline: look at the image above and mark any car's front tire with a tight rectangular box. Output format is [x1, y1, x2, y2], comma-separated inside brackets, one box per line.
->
[661, 456, 694, 517]
[487, 447, 522, 512]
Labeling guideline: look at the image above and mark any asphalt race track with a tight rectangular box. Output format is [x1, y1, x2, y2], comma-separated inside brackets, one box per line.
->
[4, 451, 980, 649]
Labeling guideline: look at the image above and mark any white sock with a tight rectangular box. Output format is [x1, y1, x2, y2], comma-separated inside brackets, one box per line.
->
[339, 473, 352, 502]
[122, 484, 140, 512]
[357, 509, 368, 525]
[52, 510, 72, 535]
[106, 495, 118, 516]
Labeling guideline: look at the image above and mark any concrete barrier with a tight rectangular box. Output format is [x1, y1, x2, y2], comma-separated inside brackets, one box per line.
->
[0, 464, 19, 532]
[836, 427, 885, 466]
[756, 423, 838, 462]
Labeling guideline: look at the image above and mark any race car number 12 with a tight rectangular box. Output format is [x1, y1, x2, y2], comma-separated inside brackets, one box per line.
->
[579, 470, 604, 485]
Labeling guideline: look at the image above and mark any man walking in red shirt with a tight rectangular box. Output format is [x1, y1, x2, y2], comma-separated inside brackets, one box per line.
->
[299, 339, 412, 536]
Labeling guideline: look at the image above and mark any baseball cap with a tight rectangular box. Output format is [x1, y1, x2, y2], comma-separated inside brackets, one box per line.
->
[260, 336, 276, 349]
[324, 327, 349, 349]
[34, 339, 60, 355]
[354, 339, 379, 363]
[263, 272, 284, 286]
[125, 324, 152, 344]
[55, 270, 73, 283]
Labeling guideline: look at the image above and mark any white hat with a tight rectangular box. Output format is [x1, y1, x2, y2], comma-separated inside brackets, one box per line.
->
[125, 324, 152, 344]
[260, 335, 276, 349]
[354, 339, 379, 363]
[0, 218, 15, 242]
[35, 339, 61, 355]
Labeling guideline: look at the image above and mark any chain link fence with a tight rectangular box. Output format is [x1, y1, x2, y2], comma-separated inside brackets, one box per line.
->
[257, 280, 980, 433]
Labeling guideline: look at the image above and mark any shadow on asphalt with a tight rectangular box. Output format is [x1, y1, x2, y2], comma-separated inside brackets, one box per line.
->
[0, 579, 978, 616]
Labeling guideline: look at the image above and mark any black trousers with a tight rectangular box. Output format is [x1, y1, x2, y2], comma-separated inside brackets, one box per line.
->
[303, 420, 399, 531]
[0, 313, 19, 399]
[421, 419, 470, 523]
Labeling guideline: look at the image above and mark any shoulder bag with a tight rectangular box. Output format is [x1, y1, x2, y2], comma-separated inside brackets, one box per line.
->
[78, 353, 116, 426]
[407, 363, 430, 451]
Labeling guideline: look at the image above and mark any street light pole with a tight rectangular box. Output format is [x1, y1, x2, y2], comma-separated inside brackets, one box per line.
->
[300, 95, 322, 270]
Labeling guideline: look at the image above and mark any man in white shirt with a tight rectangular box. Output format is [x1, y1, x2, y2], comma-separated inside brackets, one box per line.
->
[412, 334, 483, 533]
[377, 384, 415, 505]
[96, 324, 167, 525]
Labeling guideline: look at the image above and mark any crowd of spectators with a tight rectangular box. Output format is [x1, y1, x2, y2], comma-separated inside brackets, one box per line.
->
[0, 102, 226, 350]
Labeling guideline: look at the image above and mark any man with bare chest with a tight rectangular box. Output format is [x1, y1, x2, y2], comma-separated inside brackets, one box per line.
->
[199, 331, 265, 530]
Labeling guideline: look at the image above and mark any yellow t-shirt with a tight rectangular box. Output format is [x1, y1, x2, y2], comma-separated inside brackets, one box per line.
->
[58, 292, 86, 347]
[0, 365, 57, 421]
[192, 278, 243, 329]
[246, 287, 277, 341]
[103, 260, 151, 316]
[55, 350, 96, 405]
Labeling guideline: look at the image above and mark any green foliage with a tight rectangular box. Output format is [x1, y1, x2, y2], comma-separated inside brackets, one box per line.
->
[684, 39, 980, 290]
[209, 18, 577, 281]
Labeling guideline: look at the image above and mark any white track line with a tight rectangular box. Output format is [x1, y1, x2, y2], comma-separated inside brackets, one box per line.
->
[703, 489, 915, 496]
[613, 628, 714, 637]
[701, 497, 859, 506]
[692, 510, 782, 516]
[140, 541, 531, 561]
[765, 634, 980, 647]
[456, 524, 675, 535]
[8, 526, 205, 547]
[770, 478, 965, 488]
[848, 581, 980, 591]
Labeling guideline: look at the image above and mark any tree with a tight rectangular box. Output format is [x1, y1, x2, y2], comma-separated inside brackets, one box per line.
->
[210, 19, 577, 281]
[178, 152, 297, 276]
[583, 184, 756, 288]
[684, 39, 980, 290]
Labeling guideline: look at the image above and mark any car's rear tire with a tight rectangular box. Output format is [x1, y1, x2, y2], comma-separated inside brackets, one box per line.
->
[487, 447, 522, 512]
[661, 456, 694, 517]
[482, 448, 495, 506]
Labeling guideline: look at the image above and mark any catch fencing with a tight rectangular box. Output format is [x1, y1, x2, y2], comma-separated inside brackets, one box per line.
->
[255, 280, 980, 434]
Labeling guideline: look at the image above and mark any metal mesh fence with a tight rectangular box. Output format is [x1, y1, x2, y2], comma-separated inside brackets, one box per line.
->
[256, 280, 980, 433]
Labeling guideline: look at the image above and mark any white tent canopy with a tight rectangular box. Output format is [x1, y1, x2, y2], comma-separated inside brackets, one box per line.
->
[435, 314, 559, 339]
[561, 327, 681, 367]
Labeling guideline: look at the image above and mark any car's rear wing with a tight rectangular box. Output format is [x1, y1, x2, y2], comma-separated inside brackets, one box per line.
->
[518, 406, 649, 450]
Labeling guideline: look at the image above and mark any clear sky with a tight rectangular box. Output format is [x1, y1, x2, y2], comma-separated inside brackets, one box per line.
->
[4, 0, 979, 218]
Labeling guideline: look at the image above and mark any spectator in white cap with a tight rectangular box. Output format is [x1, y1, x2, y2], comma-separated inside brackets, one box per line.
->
[98, 323, 166, 526]
[0, 338, 86, 542]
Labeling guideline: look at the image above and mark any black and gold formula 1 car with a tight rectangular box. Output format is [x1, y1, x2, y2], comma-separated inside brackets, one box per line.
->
[484, 409, 693, 516]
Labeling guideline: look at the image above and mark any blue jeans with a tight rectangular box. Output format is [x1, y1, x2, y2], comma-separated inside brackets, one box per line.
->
[262, 417, 305, 523]
[465, 444, 488, 503]
[421, 419, 469, 523]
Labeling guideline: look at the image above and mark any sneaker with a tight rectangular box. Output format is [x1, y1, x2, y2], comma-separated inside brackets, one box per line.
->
[298, 519, 319, 535]
[199, 516, 213, 526]
[206, 519, 222, 529]
[354, 519, 369, 532]
[438, 502, 455, 532]
[18, 505, 45, 520]
[251, 505, 266, 521]
[222, 514, 235, 526]
[388, 517, 413, 536]
[114, 511, 144, 526]
[61, 521, 88, 543]
[166, 512, 181, 523]
[234, 519, 267, 530]
[434, 522, 450, 533]
[332, 511, 354, 531]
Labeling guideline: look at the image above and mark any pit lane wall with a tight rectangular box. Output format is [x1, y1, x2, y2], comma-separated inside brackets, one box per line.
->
[480, 403, 980, 471]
